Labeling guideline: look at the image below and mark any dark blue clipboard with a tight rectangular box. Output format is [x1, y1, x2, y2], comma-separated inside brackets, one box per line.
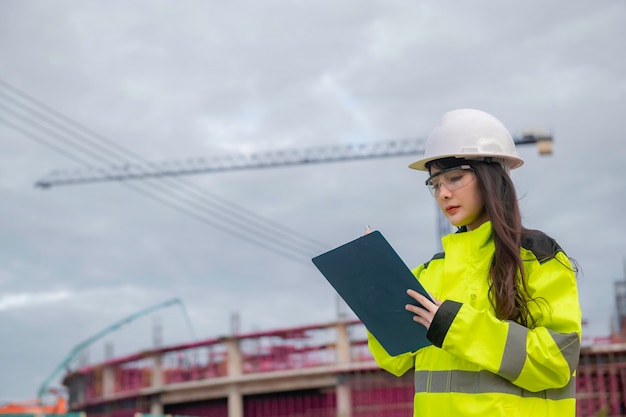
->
[312, 231, 432, 356]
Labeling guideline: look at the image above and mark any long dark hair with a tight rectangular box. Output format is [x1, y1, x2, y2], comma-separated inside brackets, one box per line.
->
[428, 158, 535, 327]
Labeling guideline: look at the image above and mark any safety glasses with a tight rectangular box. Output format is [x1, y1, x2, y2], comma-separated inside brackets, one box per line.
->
[425, 165, 475, 197]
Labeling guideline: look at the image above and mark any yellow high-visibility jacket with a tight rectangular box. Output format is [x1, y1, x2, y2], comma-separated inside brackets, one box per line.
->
[368, 221, 581, 417]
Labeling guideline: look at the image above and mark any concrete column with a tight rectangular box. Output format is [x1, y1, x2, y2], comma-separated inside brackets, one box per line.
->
[150, 396, 163, 415]
[102, 366, 115, 398]
[228, 385, 243, 417]
[336, 321, 351, 364]
[225, 337, 243, 376]
[152, 354, 163, 388]
[336, 322, 353, 417]
[147, 353, 164, 415]
[225, 336, 243, 417]
[336, 379, 352, 417]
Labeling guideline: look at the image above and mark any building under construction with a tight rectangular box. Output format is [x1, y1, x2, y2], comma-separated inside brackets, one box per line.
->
[60, 303, 626, 417]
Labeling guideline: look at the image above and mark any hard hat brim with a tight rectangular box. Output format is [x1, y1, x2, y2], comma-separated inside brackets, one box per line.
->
[409, 153, 524, 171]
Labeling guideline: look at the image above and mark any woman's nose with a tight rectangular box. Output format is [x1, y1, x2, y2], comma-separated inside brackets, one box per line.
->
[437, 183, 453, 199]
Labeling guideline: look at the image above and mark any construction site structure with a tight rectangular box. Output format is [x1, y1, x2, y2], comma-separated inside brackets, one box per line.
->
[59, 316, 626, 417]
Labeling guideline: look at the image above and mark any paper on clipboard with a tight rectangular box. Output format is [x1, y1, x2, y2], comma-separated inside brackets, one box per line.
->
[311, 231, 432, 356]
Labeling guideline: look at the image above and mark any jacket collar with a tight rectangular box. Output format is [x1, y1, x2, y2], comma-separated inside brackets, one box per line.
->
[441, 220, 493, 256]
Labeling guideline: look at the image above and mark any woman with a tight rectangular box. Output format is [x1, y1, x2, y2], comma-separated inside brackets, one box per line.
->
[367, 109, 581, 416]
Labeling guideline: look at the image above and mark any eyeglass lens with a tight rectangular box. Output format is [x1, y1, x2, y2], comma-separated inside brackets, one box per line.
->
[426, 166, 474, 196]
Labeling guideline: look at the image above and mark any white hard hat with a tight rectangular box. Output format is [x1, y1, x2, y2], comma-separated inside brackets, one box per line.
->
[409, 109, 524, 171]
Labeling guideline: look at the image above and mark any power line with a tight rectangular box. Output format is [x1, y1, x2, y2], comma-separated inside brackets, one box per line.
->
[0, 82, 325, 252]
[0, 116, 312, 263]
[0, 79, 325, 263]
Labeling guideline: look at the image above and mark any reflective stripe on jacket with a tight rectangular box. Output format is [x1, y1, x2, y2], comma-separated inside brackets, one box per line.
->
[367, 221, 581, 417]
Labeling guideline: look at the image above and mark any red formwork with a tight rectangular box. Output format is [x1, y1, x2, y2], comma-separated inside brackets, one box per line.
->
[350, 371, 414, 417]
[239, 324, 340, 374]
[165, 398, 228, 417]
[114, 360, 152, 393]
[162, 345, 229, 384]
[244, 389, 336, 417]
[577, 348, 626, 417]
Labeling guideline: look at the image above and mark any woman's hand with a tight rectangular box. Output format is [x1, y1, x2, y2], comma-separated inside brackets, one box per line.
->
[405, 290, 442, 330]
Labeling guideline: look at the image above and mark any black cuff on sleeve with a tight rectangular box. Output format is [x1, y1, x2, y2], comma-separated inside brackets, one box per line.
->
[426, 300, 462, 348]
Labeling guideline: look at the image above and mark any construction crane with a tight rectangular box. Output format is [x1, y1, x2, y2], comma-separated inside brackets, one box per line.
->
[35, 132, 553, 241]
[36, 297, 195, 405]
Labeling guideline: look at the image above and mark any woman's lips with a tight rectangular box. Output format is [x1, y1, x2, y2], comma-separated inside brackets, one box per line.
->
[445, 206, 459, 214]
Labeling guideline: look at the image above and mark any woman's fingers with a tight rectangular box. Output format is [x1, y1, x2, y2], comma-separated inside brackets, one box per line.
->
[405, 289, 440, 330]
[407, 289, 434, 310]
[428, 292, 441, 305]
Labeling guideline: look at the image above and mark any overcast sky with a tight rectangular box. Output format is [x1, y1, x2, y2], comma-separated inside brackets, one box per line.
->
[1, 0, 625, 402]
